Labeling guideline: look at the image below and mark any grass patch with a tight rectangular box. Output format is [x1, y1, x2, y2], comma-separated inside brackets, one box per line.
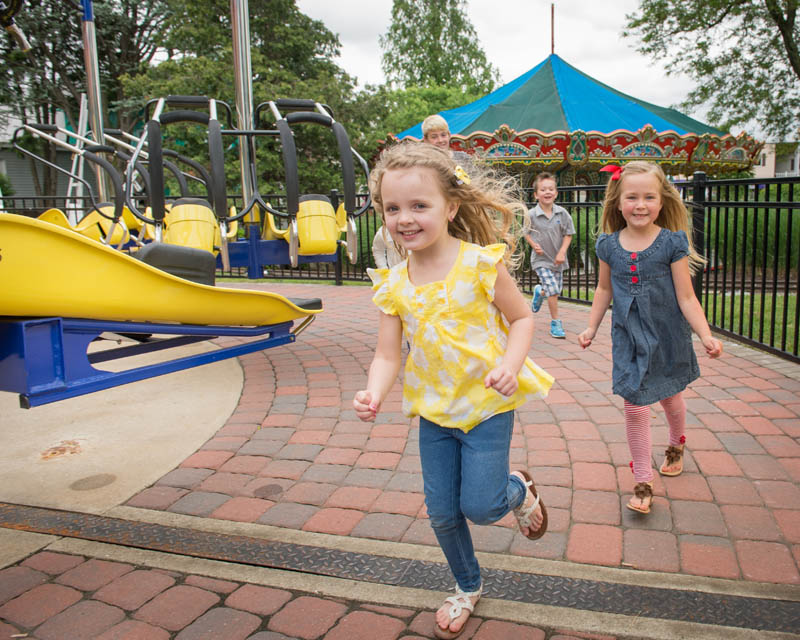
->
[565, 287, 798, 354]
[704, 291, 797, 352]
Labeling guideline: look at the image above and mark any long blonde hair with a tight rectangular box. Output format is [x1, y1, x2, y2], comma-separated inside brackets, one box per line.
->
[369, 142, 528, 269]
[599, 161, 705, 273]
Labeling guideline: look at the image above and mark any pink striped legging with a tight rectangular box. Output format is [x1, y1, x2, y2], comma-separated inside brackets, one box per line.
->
[625, 392, 686, 483]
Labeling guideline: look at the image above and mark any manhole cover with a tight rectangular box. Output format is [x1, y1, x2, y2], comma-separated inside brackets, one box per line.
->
[69, 474, 116, 491]
[253, 484, 283, 498]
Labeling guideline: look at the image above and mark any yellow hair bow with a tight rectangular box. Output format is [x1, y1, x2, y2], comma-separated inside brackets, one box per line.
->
[453, 165, 471, 186]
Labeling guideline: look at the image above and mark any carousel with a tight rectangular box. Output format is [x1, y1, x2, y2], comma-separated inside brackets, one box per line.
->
[393, 54, 762, 186]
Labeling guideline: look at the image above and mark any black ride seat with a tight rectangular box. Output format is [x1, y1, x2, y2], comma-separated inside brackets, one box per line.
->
[134, 242, 216, 286]
[286, 297, 322, 311]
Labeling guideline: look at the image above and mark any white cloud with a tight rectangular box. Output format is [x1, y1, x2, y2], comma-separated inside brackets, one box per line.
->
[295, 0, 745, 131]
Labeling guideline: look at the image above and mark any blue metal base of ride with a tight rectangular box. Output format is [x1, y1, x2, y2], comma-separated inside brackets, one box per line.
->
[0, 316, 296, 408]
[221, 235, 338, 278]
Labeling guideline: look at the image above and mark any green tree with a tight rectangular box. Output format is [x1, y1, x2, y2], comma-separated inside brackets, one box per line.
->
[0, 0, 169, 131]
[158, 0, 342, 83]
[121, 0, 362, 196]
[624, 0, 800, 140]
[380, 0, 499, 94]
[348, 84, 484, 154]
[0, 172, 15, 197]
[0, 0, 171, 195]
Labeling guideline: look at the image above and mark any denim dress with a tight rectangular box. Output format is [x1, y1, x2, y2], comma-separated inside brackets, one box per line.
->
[596, 228, 699, 406]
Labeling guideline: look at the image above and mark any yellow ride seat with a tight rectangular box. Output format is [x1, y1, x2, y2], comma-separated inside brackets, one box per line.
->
[335, 202, 347, 232]
[213, 206, 239, 247]
[38, 205, 129, 246]
[75, 205, 130, 246]
[138, 205, 162, 242]
[265, 195, 339, 255]
[37, 208, 72, 229]
[121, 205, 142, 232]
[163, 198, 217, 254]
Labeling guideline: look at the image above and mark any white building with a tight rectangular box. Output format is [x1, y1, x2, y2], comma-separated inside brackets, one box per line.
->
[753, 142, 800, 179]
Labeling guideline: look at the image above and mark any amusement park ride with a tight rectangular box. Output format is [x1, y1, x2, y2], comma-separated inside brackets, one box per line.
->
[0, 0, 368, 407]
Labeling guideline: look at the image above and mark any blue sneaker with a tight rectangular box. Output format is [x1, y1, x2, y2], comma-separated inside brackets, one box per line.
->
[550, 319, 565, 339]
[531, 284, 543, 313]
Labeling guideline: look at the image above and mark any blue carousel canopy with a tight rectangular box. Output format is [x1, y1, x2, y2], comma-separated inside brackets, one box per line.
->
[397, 54, 724, 139]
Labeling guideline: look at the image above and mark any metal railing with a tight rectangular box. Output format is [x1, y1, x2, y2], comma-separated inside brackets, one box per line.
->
[544, 174, 799, 362]
[688, 175, 798, 362]
[4, 173, 798, 362]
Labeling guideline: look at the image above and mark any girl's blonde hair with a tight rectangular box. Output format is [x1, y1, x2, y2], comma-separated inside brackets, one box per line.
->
[599, 161, 706, 273]
[370, 141, 528, 269]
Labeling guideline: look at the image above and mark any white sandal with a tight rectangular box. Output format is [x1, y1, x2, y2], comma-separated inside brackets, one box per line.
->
[433, 583, 482, 639]
[513, 470, 548, 540]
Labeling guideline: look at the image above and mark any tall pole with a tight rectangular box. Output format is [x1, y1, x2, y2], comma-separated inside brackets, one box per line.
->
[81, 0, 108, 200]
[551, 3, 554, 55]
[230, 0, 257, 224]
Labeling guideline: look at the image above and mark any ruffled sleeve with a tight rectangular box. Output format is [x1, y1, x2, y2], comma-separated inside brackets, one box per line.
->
[668, 230, 690, 263]
[595, 233, 611, 263]
[475, 243, 507, 301]
[366, 267, 398, 316]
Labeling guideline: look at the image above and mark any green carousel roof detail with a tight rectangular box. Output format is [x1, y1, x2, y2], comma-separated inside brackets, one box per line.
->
[395, 55, 762, 175]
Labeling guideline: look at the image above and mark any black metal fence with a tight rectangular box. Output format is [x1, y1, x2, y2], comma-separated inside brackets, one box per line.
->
[546, 175, 799, 362]
[4, 173, 798, 362]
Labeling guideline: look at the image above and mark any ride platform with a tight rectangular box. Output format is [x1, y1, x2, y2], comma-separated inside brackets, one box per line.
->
[0, 213, 322, 407]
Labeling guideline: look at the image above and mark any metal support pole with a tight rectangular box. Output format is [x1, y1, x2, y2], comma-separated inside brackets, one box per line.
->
[81, 0, 108, 201]
[230, 0, 265, 276]
[691, 171, 707, 301]
[66, 93, 89, 224]
[230, 0, 256, 220]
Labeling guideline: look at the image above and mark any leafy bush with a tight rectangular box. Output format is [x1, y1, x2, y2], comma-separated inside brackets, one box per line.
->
[0, 172, 14, 197]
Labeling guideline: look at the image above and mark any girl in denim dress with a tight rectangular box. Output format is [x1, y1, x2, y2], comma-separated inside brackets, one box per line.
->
[578, 162, 723, 514]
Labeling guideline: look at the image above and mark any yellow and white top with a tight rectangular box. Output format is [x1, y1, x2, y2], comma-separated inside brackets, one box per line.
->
[368, 241, 553, 432]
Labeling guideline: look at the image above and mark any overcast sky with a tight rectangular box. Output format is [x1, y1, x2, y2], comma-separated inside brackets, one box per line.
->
[295, 0, 726, 130]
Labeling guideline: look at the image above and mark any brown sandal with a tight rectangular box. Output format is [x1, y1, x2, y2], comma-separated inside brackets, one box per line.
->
[512, 470, 548, 540]
[626, 482, 653, 514]
[659, 445, 684, 477]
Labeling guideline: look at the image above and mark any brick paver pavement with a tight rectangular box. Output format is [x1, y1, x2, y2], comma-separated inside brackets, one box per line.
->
[3, 282, 799, 639]
[0, 550, 603, 639]
[126, 282, 800, 585]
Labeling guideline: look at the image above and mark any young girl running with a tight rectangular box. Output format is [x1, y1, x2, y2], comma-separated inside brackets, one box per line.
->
[353, 142, 553, 639]
[578, 161, 723, 514]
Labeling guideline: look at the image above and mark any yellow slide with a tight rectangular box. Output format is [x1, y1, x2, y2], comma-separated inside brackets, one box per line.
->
[0, 213, 322, 326]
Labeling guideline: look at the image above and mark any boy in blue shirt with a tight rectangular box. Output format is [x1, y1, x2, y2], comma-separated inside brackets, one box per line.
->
[525, 172, 575, 338]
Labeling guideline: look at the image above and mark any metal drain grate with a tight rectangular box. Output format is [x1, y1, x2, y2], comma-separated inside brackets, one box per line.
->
[0, 502, 797, 634]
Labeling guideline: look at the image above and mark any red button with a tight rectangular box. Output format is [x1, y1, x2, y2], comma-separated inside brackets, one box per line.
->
[630, 253, 637, 260]
[631, 276, 639, 283]
[630, 265, 637, 272]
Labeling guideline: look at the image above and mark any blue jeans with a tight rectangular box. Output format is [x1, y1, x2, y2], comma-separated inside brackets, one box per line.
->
[419, 410, 526, 592]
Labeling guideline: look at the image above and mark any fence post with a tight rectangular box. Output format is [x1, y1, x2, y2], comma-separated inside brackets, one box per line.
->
[690, 171, 706, 301]
[334, 244, 343, 286]
[329, 188, 344, 286]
